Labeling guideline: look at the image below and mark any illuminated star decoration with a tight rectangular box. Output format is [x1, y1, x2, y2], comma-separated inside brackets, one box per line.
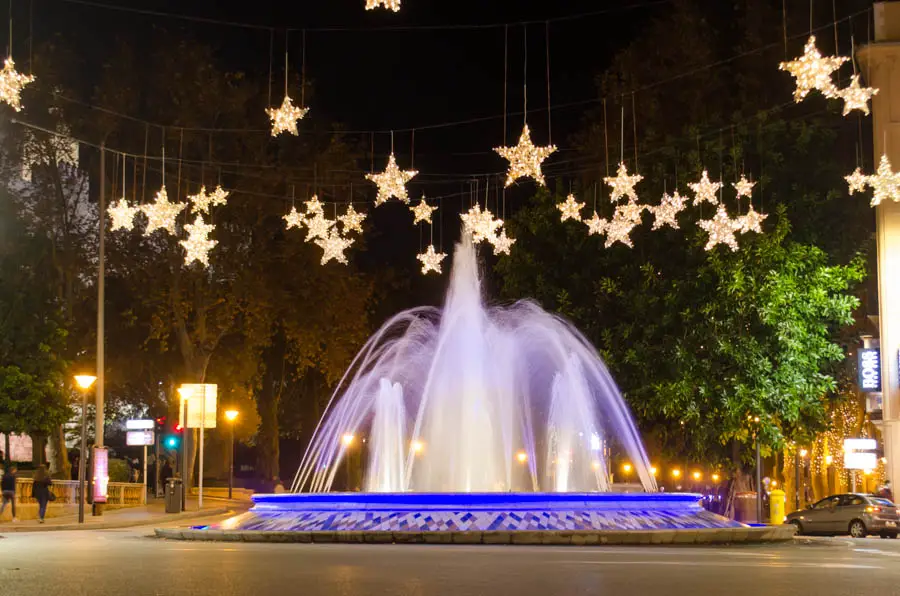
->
[732, 175, 756, 199]
[584, 211, 607, 236]
[868, 155, 900, 207]
[305, 194, 325, 216]
[188, 185, 229, 214]
[838, 74, 878, 116]
[410, 197, 437, 225]
[603, 162, 644, 203]
[460, 204, 503, 243]
[491, 228, 516, 255]
[650, 191, 687, 230]
[778, 36, 848, 102]
[339, 205, 367, 235]
[142, 187, 186, 236]
[366, 153, 418, 206]
[304, 212, 336, 242]
[365, 0, 401, 12]
[266, 95, 309, 137]
[698, 204, 740, 251]
[845, 168, 869, 195]
[0, 58, 35, 112]
[494, 124, 557, 187]
[107, 198, 140, 232]
[283, 206, 305, 230]
[688, 170, 723, 206]
[315, 229, 353, 265]
[605, 202, 645, 248]
[180, 215, 218, 266]
[417, 244, 446, 274]
[736, 204, 767, 234]
[557, 194, 585, 222]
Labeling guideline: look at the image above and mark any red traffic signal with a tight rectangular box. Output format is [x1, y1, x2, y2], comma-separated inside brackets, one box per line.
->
[174, 423, 184, 432]
[155, 416, 166, 426]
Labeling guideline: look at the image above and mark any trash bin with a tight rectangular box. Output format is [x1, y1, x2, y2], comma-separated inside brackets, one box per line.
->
[734, 491, 758, 523]
[165, 478, 183, 513]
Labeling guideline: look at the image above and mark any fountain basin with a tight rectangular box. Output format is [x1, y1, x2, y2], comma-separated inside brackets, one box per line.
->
[214, 492, 743, 533]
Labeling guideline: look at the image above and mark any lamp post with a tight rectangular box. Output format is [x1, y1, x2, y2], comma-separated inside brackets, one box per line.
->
[74, 374, 97, 524]
[224, 410, 239, 500]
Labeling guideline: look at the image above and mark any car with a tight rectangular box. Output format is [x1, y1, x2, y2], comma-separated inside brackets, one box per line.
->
[786, 493, 900, 538]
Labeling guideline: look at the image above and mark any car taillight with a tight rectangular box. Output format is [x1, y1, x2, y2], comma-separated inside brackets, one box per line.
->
[866, 506, 881, 513]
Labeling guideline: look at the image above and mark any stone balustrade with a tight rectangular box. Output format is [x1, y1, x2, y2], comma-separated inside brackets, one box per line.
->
[14, 478, 146, 508]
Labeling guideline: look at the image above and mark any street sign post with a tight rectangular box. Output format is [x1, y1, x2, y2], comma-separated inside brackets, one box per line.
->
[179, 384, 218, 509]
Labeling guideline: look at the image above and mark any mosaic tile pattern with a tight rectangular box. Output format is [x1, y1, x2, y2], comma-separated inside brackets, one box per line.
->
[223, 507, 741, 532]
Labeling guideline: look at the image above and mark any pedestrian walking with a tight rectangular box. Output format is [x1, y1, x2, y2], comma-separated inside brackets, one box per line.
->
[0, 464, 18, 522]
[32, 464, 53, 523]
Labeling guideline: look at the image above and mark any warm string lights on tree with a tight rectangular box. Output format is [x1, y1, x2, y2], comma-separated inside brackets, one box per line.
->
[779, 36, 848, 102]
[417, 244, 446, 275]
[688, 170, 722, 206]
[365, 0, 401, 12]
[698, 204, 740, 252]
[188, 185, 229, 214]
[142, 187, 186, 236]
[0, 58, 34, 112]
[557, 194, 584, 222]
[315, 229, 353, 265]
[367, 153, 418, 206]
[650, 191, 687, 230]
[495, 124, 557, 187]
[180, 215, 218, 267]
[603, 162, 643, 203]
[410, 197, 437, 225]
[339, 204, 367, 235]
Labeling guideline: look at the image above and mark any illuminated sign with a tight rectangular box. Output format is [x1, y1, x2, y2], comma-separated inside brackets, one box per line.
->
[126, 419, 154, 430]
[859, 348, 881, 392]
[844, 438, 878, 470]
[93, 447, 109, 503]
[126, 430, 154, 446]
[179, 384, 218, 429]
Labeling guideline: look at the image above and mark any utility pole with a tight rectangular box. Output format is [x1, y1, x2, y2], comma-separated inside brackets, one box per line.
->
[93, 143, 106, 517]
[755, 436, 762, 523]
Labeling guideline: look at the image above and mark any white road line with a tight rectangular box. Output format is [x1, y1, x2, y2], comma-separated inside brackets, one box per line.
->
[564, 560, 881, 570]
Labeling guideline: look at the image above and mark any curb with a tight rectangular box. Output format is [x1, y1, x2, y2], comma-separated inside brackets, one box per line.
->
[154, 525, 796, 545]
[0, 508, 230, 533]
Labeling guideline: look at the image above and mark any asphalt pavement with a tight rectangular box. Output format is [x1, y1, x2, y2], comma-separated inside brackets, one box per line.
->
[2, 527, 899, 595]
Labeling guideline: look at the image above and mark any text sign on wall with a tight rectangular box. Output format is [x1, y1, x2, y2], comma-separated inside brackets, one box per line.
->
[92, 447, 109, 503]
[126, 430, 154, 446]
[859, 348, 881, 392]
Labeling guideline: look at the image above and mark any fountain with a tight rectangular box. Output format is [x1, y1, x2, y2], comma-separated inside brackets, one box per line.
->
[199, 234, 754, 541]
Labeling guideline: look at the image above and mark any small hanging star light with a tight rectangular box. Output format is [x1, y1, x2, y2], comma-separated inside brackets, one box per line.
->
[733, 176, 756, 199]
[557, 194, 585, 222]
[304, 212, 336, 242]
[603, 162, 644, 203]
[107, 198, 140, 232]
[698, 204, 740, 251]
[845, 168, 869, 195]
[417, 244, 446, 274]
[410, 197, 437, 225]
[461, 204, 503, 243]
[315, 229, 353, 265]
[490, 228, 516, 255]
[688, 170, 723, 206]
[142, 187, 186, 236]
[305, 195, 325, 216]
[365, 0, 401, 11]
[339, 204, 366, 235]
[651, 191, 687, 230]
[266, 95, 309, 137]
[868, 155, 900, 206]
[838, 74, 878, 116]
[188, 185, 230, 214]
[180, 215, 218, 266]
[0, 58, 34, 112]
[584, 211, 607, 236]
[283, 206, 305, 230]
[604, 202, 645, 248]
[366, 153, 418, 206]
[736, 204, 767, 234]
[779, 36, 848, 102]
[495, 124, 557, 187]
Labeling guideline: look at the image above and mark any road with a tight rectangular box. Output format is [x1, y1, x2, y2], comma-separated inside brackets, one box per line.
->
[2, 527, 900, 595]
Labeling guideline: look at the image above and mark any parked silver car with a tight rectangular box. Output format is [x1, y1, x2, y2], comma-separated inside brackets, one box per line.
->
[787, 494, 899, 538]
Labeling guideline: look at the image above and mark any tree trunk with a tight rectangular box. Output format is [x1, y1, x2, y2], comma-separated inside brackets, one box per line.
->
[256, 372, 280, 483]
[51, 424, 71, 479]
[31, 434, 47, 466]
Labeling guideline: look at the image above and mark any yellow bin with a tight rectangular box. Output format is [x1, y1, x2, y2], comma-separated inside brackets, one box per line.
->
[769, 489, 786, 524]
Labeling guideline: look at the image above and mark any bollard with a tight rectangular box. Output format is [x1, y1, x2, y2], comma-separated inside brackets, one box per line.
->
[769, 489, 786, 525]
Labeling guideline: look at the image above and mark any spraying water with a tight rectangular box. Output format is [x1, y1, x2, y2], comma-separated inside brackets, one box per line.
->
[292, 234, 657, 493]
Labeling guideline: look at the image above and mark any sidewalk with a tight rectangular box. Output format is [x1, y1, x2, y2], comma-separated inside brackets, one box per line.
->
[0, 498, 247, 533]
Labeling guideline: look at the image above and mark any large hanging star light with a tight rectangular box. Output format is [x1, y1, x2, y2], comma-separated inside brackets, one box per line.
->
[107, 198, 140, 232]
[584, 211, 607, 236]
[651, 191, 687, 230]
[868, 155, 900, 207]
[189, 185, 229, 214]
[305, 195, 325, 216]
[0, 58, 34, 112]
[604, 202, 645, 248]
[460, 204, 503, 243]
[494, 124, 557, 187]
[490, 228, 516, 255]
[366, 153, 418, 206]
[688, 170, 723, 206]
[698, 204, 740, 251]
[557, 194, 585, 222]
[733, 176, 756, 199]
[417, 244, 446, 274]
[142, 187, 186, 236]
[736, 204, 767, 234]
[365, 0, 401, 11]
[410, 198, 437, 225]
[304, 212, 336, 242]
[603, 162, 644, 203]
[339, 204, 366, 235]
[838, 74, 878, 116]
[779, 36, 848, 102]
[266, 95, 309, 136]
[284, 206, 305, 230]
[180, 215, 218, 266]
[315, 229, 353, 265]
[845, 168, 869, 195]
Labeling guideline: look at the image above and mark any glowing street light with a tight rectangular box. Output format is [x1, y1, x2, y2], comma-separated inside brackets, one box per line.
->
[341, 433, 356, 448]
[623, 463, 633, 473]
[799, 448, 808, 458]
[411, 440, 425, 455]
[692, 471, 702, 481]
[592, 461, 602, 471]
[74, 375, 97, 390]
[712, 473, 720, 483]
[516, 451, 528, 464]
[649, 466, 658, 477]
[224, 409, 239, 499]
[825, 455, 834, 465]
[771, 480, 778, 488]
[73, 374, 97, 525]
[671, 469, 682, 479]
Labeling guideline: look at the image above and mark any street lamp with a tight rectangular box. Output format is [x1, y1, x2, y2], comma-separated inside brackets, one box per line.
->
[671, 468, 682, 479]
[712, 473, 720, 483]
[692, 471, 702, 482]
[411, 440, 425, 455]
[224, 409, 238, 500]
[74, 374, 97, 524]
[342, 433, 355, 448]
[649, 466, 658, 477]
[516, 451, 528, 464]
[622, 462, 632, 483]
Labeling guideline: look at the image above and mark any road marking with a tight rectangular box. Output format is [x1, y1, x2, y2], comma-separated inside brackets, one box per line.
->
[853, 548, 900, 558]
[565, 560, 881, 570]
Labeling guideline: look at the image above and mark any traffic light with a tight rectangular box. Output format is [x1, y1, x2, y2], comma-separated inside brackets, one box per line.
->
[164, 436, 179, 449]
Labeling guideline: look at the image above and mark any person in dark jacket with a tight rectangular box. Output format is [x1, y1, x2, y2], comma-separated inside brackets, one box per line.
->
[31, 465, 52, 523]
[0, 464, 17, 522]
